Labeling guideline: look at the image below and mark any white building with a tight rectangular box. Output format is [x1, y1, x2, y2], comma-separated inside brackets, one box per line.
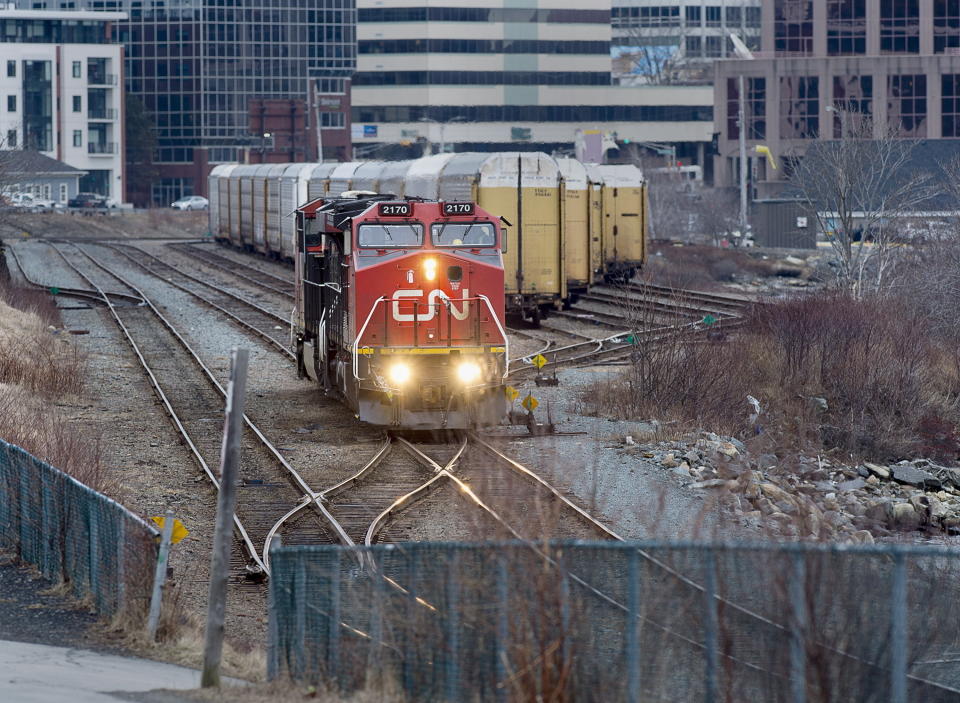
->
[0, 10, 125, 202]
[353, 0, 714, 170]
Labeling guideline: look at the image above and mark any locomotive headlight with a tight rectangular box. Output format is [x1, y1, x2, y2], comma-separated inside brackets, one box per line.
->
[423, 257, 438, 281]
[457, 361, 482, 385]
[388, 362, 412, 386]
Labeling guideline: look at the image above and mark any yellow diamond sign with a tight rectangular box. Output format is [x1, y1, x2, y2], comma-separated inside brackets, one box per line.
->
[150, 516, 190, 545]
[505, 385, 520, 401]
[522, 394, 539, 412]
[532, 354, 548, 370]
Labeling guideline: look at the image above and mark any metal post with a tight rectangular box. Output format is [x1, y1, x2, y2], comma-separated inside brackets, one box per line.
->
[626, 549, 641, 702]
[146, 509, 175, 641]
[201, 348, 249, 688]
[445, 551, 461, 700]
[790, 552, 807, 703]
[327, 550, 342, 687]
[890, 553, 907, 703]
[495, 555, 509, 703]
[738, 73, 748, 234]
[703, 550, 719, 703]
[266, 535, 281, 681]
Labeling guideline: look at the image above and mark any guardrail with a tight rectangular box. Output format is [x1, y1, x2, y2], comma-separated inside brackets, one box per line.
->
[88, 142, 117, 155]
[88, 108, 118, 120]
[269, 541, 960, 701]
[0, 439, 158, 620]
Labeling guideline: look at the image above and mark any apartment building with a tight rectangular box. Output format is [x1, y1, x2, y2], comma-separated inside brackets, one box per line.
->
[0, 9, 125, 201]
[714, 0, 960, 193]
[353, 0, 715, 168]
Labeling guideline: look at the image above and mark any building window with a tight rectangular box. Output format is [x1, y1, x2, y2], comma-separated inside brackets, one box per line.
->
[780, 76, 819, 139]
[944, 75, 960, 136]
[72, 61, 81, 78]
[832, 76, 873, 137]
[727, 77, 766, 140]
[5, 130, 15, 148]
[72, 95, 81, 112]
[318, 78, 345, 94]
[685, 36, 702, 58]
[72, 130, 82, 147]
[888, 74, 927, 136]
[685, 6, 701, 24]
[705, 36, 722, 57]
[705, 7, 722, 27]
[881, 0, 920, 53]
[745, 7, 761, 27]
[726, 7, 742, 26]
[6, 96, 15, 112]
[151, 178, 193, 206]
[6, 61, 14, 77]
[59, 183, 67, 203]
[319, 112, 345, 129]
[934, 0, 960, 53]
[827, 0, 867, 55]
[775, 0, 814, 54]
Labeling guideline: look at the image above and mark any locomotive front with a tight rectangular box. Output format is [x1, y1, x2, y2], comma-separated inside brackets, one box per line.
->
[295, 195, 509, 430]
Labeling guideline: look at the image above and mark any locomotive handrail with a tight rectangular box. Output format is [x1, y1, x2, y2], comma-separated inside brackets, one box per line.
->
[477, 293, 510, 378]
[353, 295, 387, 380]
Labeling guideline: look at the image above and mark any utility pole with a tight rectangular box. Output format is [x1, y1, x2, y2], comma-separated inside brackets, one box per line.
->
[201, 348, 249, 688]
[738, 73, 748, 234]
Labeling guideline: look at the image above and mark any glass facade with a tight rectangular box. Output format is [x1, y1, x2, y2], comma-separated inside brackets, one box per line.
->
[888, 74, 927, 136]
[775, 0, 813, 54]
[943, 74, 960, 137]
[880, 0, 920, 53]
[780, 75, 819, 138]
[832, 75, 872, 137]
[726, 77, 765, 140]
[357, 7, 610, 23]
[353, 104, 714, 124]
[826, 0, 866, 55]
[22, 60, 53, 152]
[934, 0, 960, 53]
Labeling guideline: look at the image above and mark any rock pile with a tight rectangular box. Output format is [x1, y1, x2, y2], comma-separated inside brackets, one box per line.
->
[630, 432, 960, 543]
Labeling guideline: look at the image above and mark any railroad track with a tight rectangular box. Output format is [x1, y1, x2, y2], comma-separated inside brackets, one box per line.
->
[46, 241, 349, 579]
[167, 242, 295, 300]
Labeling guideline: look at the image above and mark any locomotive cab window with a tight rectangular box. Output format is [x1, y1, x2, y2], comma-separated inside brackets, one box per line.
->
[358, 223, 424, 248]
[431, 222, 496, 247]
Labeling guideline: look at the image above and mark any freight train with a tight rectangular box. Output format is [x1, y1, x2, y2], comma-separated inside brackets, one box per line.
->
[293, 192, 509, 429]
[208, 152, 648, 322]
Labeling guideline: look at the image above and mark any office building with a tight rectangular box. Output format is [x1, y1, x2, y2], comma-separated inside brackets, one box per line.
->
[353, 0, 715, 171]
[26, 1, 357, 205]
[612, 0, 761, 84]
[0, 9, 125, 202]
[714, 0, 960, 193]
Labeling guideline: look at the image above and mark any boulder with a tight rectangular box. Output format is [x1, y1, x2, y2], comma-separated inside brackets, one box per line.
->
[838, 478, 866, 492]
[758, 453, 778, 469]
[689, 478, 732, 490]
[808, 396, 829, 414]
[718, 441, 739, 457]
[892, 465, 941, 489]
[889, 503, 921, 530]
[937, 467, 960, 489]
[928, 495, 950, 522]
[863, 463, 890, 479]
[661, 453, 678, 468]
[851, 530, 875, 545]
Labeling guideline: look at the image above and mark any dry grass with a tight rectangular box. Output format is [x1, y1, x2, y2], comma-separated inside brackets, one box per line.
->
[644, 243, 782, 290]
[583, 291, 960, 461]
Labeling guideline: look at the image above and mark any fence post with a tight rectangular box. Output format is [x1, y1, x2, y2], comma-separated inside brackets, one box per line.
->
[88, 498, 101, 611]
[266, 534, 281, 681]
[116, 517, 126, 617]
[626, 548, 641, 702]
[890, 552, 907, 703]
[445, 550, 461, 701]
[327, 549, 342, 688]
[703, 549, 718, 703]
[495, 553, 509, 703]
[146, 509, 175, 640]
[790, 551, 807, 703]
[201, 348, 249, 688]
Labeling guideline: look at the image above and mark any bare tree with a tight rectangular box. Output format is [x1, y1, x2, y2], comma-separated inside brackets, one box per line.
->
[694, 188, 740, 246]
[790, 109, 935, 295]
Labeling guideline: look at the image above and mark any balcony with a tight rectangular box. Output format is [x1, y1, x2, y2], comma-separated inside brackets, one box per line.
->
[87, 73, 117, 87]
[87, 108, 117, 120]
[87, 142, 116, 155]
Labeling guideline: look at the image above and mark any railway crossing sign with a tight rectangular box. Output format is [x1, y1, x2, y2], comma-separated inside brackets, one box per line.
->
[505, 385, 519, 402]
[531, 353, 548, 370]
[522, 394, 539, 412]
[151, 516, 189, 544]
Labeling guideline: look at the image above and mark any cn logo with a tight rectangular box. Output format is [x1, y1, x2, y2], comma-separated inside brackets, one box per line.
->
[392, 289, 470, 322]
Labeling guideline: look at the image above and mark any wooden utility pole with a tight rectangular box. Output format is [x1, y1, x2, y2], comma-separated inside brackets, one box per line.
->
[202, 348, 249, 688]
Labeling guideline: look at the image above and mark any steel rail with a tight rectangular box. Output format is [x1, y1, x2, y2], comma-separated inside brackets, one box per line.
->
[168, 243, 294, 299]
[57, 242, 354, 573]
[110, 243, 290, 325]
[102, 244, 294, 359]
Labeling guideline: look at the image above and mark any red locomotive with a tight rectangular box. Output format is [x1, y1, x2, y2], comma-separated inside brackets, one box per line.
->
[293, 193, 509, 429]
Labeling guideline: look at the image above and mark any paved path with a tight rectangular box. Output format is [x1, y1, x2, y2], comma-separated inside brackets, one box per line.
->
[0, 639, 202, 702]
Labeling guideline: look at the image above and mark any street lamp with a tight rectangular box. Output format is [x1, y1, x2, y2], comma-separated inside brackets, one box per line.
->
[418, 116, 466, 155]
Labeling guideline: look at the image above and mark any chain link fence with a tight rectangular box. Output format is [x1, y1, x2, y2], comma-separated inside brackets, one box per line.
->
[269, 541, 960, 702]
[0, 439, 158, 621]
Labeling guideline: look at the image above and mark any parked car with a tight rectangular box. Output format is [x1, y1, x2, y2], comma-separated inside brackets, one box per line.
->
[171, 195, 208, 211]
[9, 193, 57, 212]
[68, 192, 108, 208]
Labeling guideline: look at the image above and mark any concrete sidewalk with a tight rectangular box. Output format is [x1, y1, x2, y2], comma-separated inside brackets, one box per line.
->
[0, 639, 205, 702]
